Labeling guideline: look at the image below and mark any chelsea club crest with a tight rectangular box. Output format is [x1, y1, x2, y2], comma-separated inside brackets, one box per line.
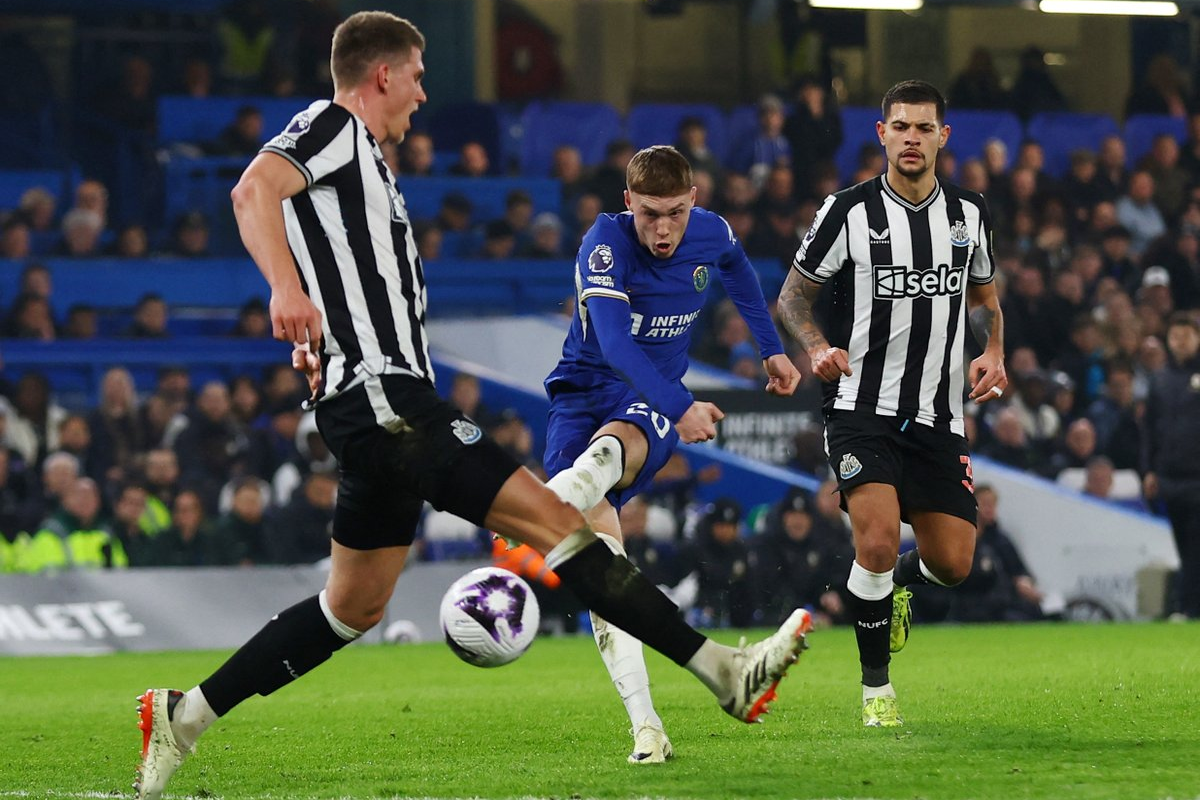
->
[693, 265, 709, 292]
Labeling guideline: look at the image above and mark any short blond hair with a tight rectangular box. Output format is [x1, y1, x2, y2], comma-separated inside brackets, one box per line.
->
[330, 11, 425, 89]
[626, 145, 693, 197]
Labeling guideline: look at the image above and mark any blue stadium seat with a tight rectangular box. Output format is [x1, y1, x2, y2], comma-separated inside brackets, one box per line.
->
[518, 101, 623, 177]
[626, 103, 728, 162]
[427, 102, 503, 173]
[834, 106, 883, 184]
[1123, 114, 1188, 167]
[944, 109, 1023, 164]
[726, 104, 760, 155]
[1026, 112, 1120, 178]
[398, 176, 563, 223]
[156, 96, 320, 147]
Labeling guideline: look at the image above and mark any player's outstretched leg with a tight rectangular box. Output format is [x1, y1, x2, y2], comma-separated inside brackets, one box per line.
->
[591, 533, 671, 763]
[707, 608, 813, 723]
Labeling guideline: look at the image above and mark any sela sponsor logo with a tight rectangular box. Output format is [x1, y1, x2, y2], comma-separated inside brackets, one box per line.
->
[839, 452, 862, 480]
[874, 263, 964, 300]
[869, 227, 890, 245]
[451, 419, 482, 445]
[949, 220, 971, 247]
[586, 274, 615, 289]
[639, 309, 701, 339]
[0, 600, 145, 641]
[588, 244, 614, 273]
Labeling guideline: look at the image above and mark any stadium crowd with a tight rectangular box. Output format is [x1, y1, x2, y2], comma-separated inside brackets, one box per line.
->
[1, 23, 1198, 620]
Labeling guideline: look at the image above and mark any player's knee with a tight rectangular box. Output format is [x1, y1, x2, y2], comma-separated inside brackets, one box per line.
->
[855, 534, 897, 573]
[327, 590, 389, 632]
[936, 558, 972, 587]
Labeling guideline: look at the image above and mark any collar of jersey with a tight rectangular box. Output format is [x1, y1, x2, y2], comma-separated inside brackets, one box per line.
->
[880, 175, 941, 213]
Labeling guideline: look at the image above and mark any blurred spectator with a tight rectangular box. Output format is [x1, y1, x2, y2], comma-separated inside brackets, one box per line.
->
[551, 144, 586, 204]
[63, 304, 98, 340]
[231, 297, 270, 337]
[959, 157, 988, 196]
[479, 220, 516, 259]
[448, 141, 490, 177]
[56, 414, 97, 481]
[171, 211, 211, 257]
[1097, 227, 1137, 295]
[101, 55, 156, 134]
[1139, 265, 1175, 319]
[570, 193, 603, 252]
[502, 189, 534, 249]
[228, 375, 262, 428]
[1181, 109, 1200, 184]
[1053, 314, 1105, 414]
[139, 448, 179, 535]
[1, 216, 31, 259]
[489, 408, 535, 468]
[1010, 46, 1068, 122]
[1087, 360, 1140, 470]
[783, 76, 842, 200]
[3, 293, 55, 340]
[108, 482, 153, 566]
[1141, 312, 1200, 620]
[0, 448, 27, 540]
[945, 485, 1044, 622]
[1015, 140, 1056, 196]
[693, 169, 716, 210]
[206, 105, 264, 157]
[87, 367, 145, 487]
[265, 470, 336, 563]
[181, 56, 213, 98]
[271, 411, 334, 506]
[30, 477, 125, 570]
[1095, 134, 1129, 201]
[5, 372, 67, 466]
[147, 489, 240, 567]
[587, 139, 636, 214]
[57, 209, 104, 257]
[18, 187, 56, 234]
[1081, 454, 1119, 501]
[448, 372, 495, 429]
[216, 0, 276, 93]
[260, 363, 305, 412]
[397, 131, 434, 176]
[751, 487, 852, 627]
[215, 476, 268, 564]
[731, 94, 791, 189]
[126, 293, 170, 338]
[1063, 148, 1105, 235]
[21, 451, 78, 532]
[1125, 53, 1191, 119]
[173, 380, 248, 511]
[111, 224, 150, 257]
[73, 180, 110, 232]
[949, 47, 1008, 110]
[615, 496, 678, 587]
[1116, 171, 1167, 260]
[380, 141, 401, 176]
[979, 406, 1039, 471]
[677, 498, 755, 628]
[675, 115, 723, 179]
[414, 221, 441, 261]
[519, 212, 564, 259]
[436, 192, 473, 233]
[1004, 267, 1057, 366]
[1140, 133, 1187, 223]
[1007, 368, 1060, 461]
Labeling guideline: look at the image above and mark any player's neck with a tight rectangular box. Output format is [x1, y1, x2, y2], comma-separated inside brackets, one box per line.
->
[332, 90, 386, 143]
[884, 169, 937, 206]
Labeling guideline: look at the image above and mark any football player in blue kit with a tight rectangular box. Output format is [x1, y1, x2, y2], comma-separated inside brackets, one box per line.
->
[542, 145, 802, 763]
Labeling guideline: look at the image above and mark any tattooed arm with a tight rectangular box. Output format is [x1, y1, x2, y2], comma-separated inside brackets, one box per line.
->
[966, 281, 1007, 403]
[778, 269, 851, 382]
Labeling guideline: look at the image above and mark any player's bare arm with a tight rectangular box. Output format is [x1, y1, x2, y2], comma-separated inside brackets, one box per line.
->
[778, 269, 851, 382]
[763, 353, 801, 396]
[231, 153, 323, 351]
[966, 281, 1007, 404]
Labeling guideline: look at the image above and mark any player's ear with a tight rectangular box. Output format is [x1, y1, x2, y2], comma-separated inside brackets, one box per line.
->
[876, 120, 886, 146]
[375, 61, 389, 93]
[624, 189, 633, 210]
[940, 124, 951, 150]
[689, 186, 697, 206]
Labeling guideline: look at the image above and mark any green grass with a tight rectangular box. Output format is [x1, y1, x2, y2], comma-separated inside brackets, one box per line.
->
[4, 622, 1199, 800]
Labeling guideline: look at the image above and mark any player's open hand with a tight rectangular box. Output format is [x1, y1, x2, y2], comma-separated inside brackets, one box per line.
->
[271, 287, 323, 353]
[764, 354, 801, 396]
[292, 342, 322, 399]
[809, 346, 852, 382]
[968, 351, 1008, 405]
[676, 401, 724, 444]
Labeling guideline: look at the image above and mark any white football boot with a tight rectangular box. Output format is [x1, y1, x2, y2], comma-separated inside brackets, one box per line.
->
[135, 689, 189, 800]
[721, 608, 813, 723]
[628, 719, 673, 764]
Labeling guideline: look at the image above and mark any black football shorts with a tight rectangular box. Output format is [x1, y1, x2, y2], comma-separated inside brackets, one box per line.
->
[315, 374, 522, 549]
[823, 409, 977, 526]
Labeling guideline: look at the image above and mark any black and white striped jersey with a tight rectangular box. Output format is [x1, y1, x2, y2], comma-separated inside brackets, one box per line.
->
[792, 175, 994, 435]
[261, 100, 431, 405]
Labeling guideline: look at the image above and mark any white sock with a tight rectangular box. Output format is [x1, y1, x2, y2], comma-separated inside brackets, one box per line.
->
[171, 686, 217, 751]
[863, 682, 896, 701]
[683, 639, 737, 705]
[590, 532, 662, 730]
[546, 435, 624, 513]
[918, 558, 951, 587]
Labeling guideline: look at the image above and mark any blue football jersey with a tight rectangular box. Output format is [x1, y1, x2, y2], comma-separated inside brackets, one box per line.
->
[546, 207, 781, 410]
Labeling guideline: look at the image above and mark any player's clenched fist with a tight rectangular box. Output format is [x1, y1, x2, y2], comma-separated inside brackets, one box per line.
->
[809, 346, 852, 382]
[676, 401, 725, 444]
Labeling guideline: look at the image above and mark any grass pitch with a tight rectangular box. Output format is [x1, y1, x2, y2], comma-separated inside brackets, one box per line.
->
[3, 622, 1198, 800]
